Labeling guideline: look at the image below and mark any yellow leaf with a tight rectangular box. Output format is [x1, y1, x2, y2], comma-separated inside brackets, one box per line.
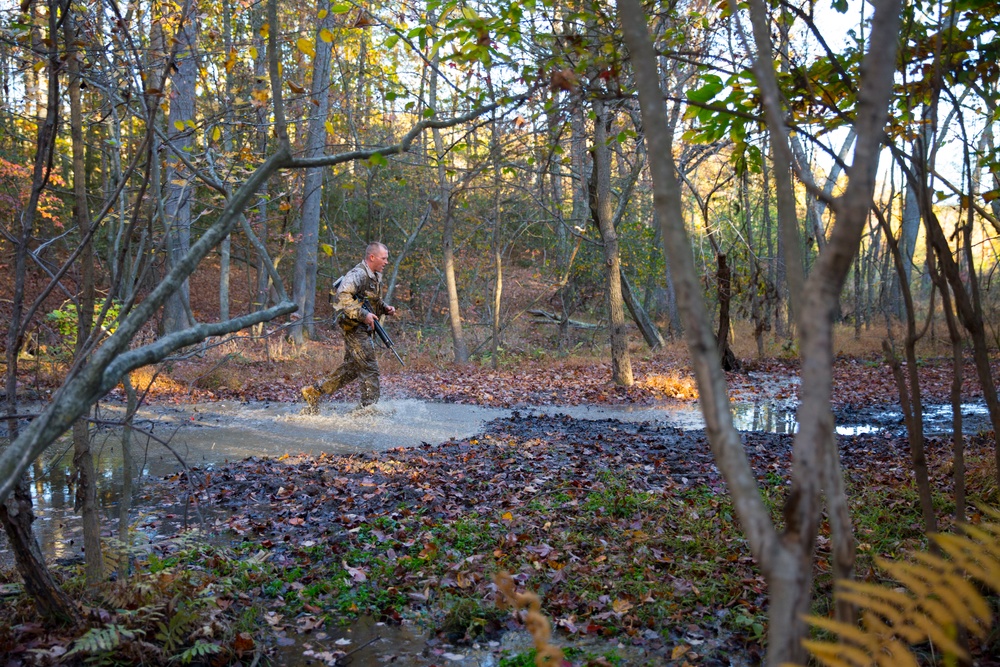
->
[611, 598, 632, 613]
[319, 28, 333, 43]
[297, 38, 316, 58]
[278, 201, 291, 212]
[670, 645, 689, 660]
[501, 511, 513, 521]
[320, 243, 333, 257]
[260, 23, 269, 39]
[33, 61, 45, 72]
[212, 126, 221, 141]
[325, 120, 336, 135]
[249, 46, 259, 59]
[173, 120, 185, 131]
[185, 119, 196, 129]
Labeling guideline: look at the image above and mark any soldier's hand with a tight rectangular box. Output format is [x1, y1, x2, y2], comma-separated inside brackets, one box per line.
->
[364, 312, 377, 329]
[384, 305, 396, 316]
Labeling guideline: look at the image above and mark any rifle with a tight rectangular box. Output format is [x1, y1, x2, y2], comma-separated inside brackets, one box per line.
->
[362, 297, 405, 366]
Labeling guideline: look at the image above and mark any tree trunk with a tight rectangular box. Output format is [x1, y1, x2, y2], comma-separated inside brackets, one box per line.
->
[929, 255, 966, 522]
[67, 9, 103, 586]
[1, 0, 79, 624]
[620, 0, 901, 661]
[291, 0, 335, 343]
[853, 251, 862, 339]
[386, 205, 430, 303]
[118, 374, 138, 580]
[762, 142, 786, 339]
[161, 3, 198, 334]
[428, 51, 468, 363]
[923, 206, 1000, 491]
[620, 269, 665, 350]
[490, 103, 503, 369]
[218, 0, 236, 323]
[877, 207, 937, 535]
[592, 98, 632, 386]
[715, 254, 739, 372]
[1, 477, 79, 625]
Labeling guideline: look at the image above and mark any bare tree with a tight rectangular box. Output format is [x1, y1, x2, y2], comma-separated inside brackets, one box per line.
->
[619, 0, 902, 664]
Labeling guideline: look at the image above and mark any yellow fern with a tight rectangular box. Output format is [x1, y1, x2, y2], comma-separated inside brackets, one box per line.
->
[798, 508, 1000, 666]
[494, 571, 564, 667]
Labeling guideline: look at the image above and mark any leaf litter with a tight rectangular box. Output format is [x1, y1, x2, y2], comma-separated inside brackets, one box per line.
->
[6, 353, 1000, 665]
[130, 406, 996, 665]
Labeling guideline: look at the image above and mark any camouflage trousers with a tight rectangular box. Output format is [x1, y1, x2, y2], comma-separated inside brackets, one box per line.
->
[316, 326, 380, 406]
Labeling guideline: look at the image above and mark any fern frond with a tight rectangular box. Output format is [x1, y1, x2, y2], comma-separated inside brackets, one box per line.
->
[933, 534, 999, 583]
[955, 525, 1000, 563]
[65, 624, 136, 657]
[171, 640, 221, 664]
[908, 613, 966, 659]
[873, 637, 920, 667]
[836, 579, 912, 607]
[802, 514, 1000, 667]
[800, 639, 873, 667]
[836, 586, 909, 626]
[802, 615, 876, 649]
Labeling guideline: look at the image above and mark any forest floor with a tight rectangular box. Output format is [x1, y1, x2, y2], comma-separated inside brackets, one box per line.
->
[3, 332, 1000, 665]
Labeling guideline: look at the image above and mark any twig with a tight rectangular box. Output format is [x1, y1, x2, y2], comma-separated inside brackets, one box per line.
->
[335, 635, 383, 665]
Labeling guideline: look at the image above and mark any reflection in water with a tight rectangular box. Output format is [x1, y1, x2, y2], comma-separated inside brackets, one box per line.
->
[20, 430, 142, 564]
[0, 426, 204, 568]
[731, 403, 798, 434]
[725, 401, 990, 436]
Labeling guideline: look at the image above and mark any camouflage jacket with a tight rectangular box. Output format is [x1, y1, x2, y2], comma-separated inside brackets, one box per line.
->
[331, 261, 387, 331]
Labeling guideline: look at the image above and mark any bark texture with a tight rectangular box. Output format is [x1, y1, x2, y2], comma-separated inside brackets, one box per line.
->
[592, 98, 633, 386]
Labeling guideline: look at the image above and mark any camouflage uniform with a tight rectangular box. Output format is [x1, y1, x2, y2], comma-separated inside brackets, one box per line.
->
[302, 261, 389, 413]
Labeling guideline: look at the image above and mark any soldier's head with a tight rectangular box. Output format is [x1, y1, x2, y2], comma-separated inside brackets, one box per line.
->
[365, 242, 389, 273]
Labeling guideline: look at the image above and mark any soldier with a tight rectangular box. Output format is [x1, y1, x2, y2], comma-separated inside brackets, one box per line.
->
[301, 242, 396, 414]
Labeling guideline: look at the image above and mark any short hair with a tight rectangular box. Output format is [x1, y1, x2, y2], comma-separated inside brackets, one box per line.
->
[366, 242, 387, 257]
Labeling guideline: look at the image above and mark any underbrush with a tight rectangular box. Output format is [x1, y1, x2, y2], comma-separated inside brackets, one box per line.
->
[0, 536, 271, 665]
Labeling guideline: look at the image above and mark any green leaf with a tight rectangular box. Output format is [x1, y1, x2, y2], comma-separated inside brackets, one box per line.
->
[369, 152, 388, 167]
[385, 34, 399, 49]
[687, 77, 724, 105]
[331, 3, 351, 13]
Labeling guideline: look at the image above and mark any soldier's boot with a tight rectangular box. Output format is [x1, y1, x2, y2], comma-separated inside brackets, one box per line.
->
[301, 385, 321, 415]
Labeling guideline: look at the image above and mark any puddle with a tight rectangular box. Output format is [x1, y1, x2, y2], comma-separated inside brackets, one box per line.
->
[834, 402, 991, 437]
[1, 399, 513, 568]
[0, 428, 215, 568]
[270, 615, 743, 667]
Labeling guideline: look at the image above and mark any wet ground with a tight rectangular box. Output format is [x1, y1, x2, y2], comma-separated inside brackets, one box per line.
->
[1, 393, 993, 666]
[4, 395, 992, 567]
